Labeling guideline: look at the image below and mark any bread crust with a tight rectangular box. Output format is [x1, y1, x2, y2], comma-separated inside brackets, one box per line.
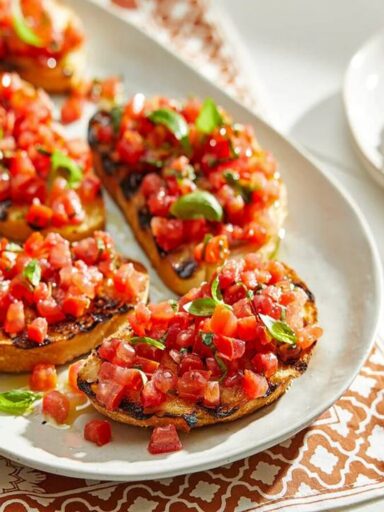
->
[78, 265, 318, 431]
[0, 194, 105, 243]
[0, 260, 149, 373]
[90, 136, 287, 296]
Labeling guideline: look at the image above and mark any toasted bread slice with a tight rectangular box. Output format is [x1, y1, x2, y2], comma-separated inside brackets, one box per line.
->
[0, 260, 149, 373]
[78, 265, 319, 431]
[89, 120, 287, 296]
[0, 1, 85, 93]
[0, 195, 105, 243]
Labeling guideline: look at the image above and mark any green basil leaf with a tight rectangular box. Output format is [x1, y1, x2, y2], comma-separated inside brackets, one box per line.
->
[148, 109, 189, 149]
[5, 242, 22, 253]
[196, 98, 223, 134]
[12, 5, 43, 48]
[129, 336, 166, 350]
[0, 389, 41, 415]
[211, 275, 223, 303]
[201, 332, 214, 347]
[170, 191, 223, 222]
[183, 297, 217, 317]
[51, 150, 83, 188]
[23, 259, 41, 287]
[259, 314, 296, 345]
[169, 299, 178, 312]
[110, 106, 123, 134]
[214, 353, 228, 379]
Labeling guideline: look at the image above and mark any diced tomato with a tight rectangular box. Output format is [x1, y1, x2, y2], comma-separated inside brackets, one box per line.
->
[152, 368, 176, 393]
[253, 294, 281, 319]
[26, 200, 52, 228]
[113, 262, 147, 301]
[67, 360, 84, 391]
[96, 380, 125, 411]
[177, 370, 210, 401]
[134, 356, 160, 375]
[98, 361, 144, 390]
[128, 302, 151, 336]
[29, 363, 57, 391]
[296, 325, 323, 350]
[219, 259, 244, 289]
[223, 370, 243, 388]
[84, 419, 112, 447]
[4, 300, 24, 334]
[205, 357, 222, 378]
[267, 260, 286, 284]
[179, 353, 204, 375]
[175, 325, 195, 349]
[213, 335, 245, 361]
[98, 338, 119, 362]
[237, 316, 258, 342]
[73, 238, 99, 265]
[150, 301, 176, 322]
[117, 129, 145, 164]
[242, 370, 268, 399]
[148, 424, 182, 455]
[112, 341, 136, 367]
[62, 294, 90, 318]
[150, 217, 184, 252]
[24, 232, 44, 257]
[42, 390, 69, 424]
[203, 235, 229, 264]
[27, 317, 48, 344]
[61, 96, 84, 124]
[142, 380, 166, 408]
[251, 352, 278, 378]
[203, 381, 220, 408]
[141, 173, 164, 197]
[211, 304, 238, 337]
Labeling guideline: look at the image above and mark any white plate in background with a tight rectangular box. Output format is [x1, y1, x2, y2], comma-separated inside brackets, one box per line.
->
[0, 0, 381, 481]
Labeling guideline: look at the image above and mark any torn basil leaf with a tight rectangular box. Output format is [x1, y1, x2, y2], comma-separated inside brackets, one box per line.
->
[170, 190, 223, 222]
[110, 106, 123, 134]
[183, 297, 217, 317]
[129, 337, 166, 350]
[196, 98, 223, 134]
[12, 5, 43, 48]
[23, 259, 41, 287]
[51, 150, 83, 188]
[259, 313, 296, 345]
[148, 108, 189, 149]
[0, 389, 41, 415]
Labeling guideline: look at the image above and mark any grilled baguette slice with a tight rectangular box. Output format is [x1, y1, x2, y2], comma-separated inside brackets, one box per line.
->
[78, 265, 319, 431]
[89, 113, 287, 296]
[0, 195, 105, 243]
[0, 1, 85, 93]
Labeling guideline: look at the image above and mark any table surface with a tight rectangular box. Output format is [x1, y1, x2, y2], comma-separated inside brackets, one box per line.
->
[217, 0, 384, 510]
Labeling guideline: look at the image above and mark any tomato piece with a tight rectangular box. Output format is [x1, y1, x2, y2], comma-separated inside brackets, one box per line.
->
[150, 217, 184, 252]
[24, 232, 44, 257]
[253, 294, 281, 319]
[29, 363, 57, 391]
[27, 317, 48, 344]
[98, 361, 144, 390]
[211, 304, 238, 337]
[141, 380, 166, 408]
[26, 200, 52, 229]
[98, 338, 119, 362]
[219, 259, 244, 289]
[175, 325, 195, 349]
[61, 96, 84, 124]
[128, 302, 151, 336]
[213, 335, 245, 361]
[62, 294, 90, 318]
[117, 129, 145, 164]
[179, 353, 204, 375]
[148, 425, 182, 455]
[203, 235, 229, 264]
[134, 356, 160, 375]
[84, 419, 112, 447]
[112, 341, 136, 367]
[42, 390, 69, 424]
[37, 298, 65, 324]
[251, 352, 278, 378]
[203, 381, 220, 408]
[267, 260, 286, 284]
[177, 370, 210, 401]
[4, 300, 24, 334]
[296, 325, 323, 350]
[113, 262, 147, 301]
[149, 301, 176, 322]
[67, 360, 84, 391]
[73, 238, 99, 265]
[152, 368, 177, 393]
[96, 380, 125, 411]
[237, 316, 258, 342]
[242, 370, 268, 399]
[205, 357, 222, 378]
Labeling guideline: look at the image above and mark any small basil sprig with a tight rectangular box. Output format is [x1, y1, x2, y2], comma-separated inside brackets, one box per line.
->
[259, 314, 296, 345]
[184, 275, 231, 317]
[148, 108, 189, 149]
[0, 389, 41, 415]
[196, 98, 223, 134]
[170, 191, 223, 222]
[12, 3, 43, 48]
[129, 336, 166, 350]
[23, 259, 41, 287]
[51, 150, 83, 188]
[110, 106, 123, 134]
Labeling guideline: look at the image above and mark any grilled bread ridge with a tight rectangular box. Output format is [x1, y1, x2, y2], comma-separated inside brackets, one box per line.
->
[89, 116, 287, 295]
[0, 260, 149, 373]
[78, 265, 318, 431]
[0, 195, 105, 243]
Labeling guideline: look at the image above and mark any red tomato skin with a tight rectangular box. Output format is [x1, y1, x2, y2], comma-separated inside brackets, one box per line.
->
[29, 363, 57, 391]
[4, 300, 25, 334]
[96, 380, 125, 411]
[112, 341, 136, 367]
[242, 370, 269, 399]
[68, 360, 84, 391]
[141, 380, 166, 408]
[148, 425, 182, 455]
[213, 335, 245, 361]
[210, 304, 238, 337]
[42, 390, 70, 424]
[61, 96, 84, 124]
[152, 368, 177, 393]
[27, 317, 48, 344]
[177, 370, 210, 401]
[84, 419, 112, 446]
[251, 352, 278, 378]
[179, 353, 204, 375]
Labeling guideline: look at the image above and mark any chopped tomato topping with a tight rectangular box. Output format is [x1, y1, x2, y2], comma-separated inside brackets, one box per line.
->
[4, 300, 25, 334]
[67, 360, 85, 392]
[42, 390, 69, 424]
[210, 304, 238, 337]
[177, 370, 210, 401]
[27, 317, 48, 344]
[84, 419, 112, 447]
[148, 425, 182, 455]
[141, 380, 166, 408]
[242, 370, 268, 399]
[251, 352, 278, 378]
[61, 97, 84, 124]
[29, 363, 57, 391]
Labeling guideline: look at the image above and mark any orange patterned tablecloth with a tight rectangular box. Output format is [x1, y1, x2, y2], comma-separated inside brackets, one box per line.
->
[1, 1, 384, 511]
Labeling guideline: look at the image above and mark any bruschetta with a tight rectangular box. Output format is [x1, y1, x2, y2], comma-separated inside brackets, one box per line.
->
[0, 0, 85, 93]
[88, 96, 287, 295]
[0, 72, 105, 241]
[78, 255, 322, 431]
[0, 230, 149, 372]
